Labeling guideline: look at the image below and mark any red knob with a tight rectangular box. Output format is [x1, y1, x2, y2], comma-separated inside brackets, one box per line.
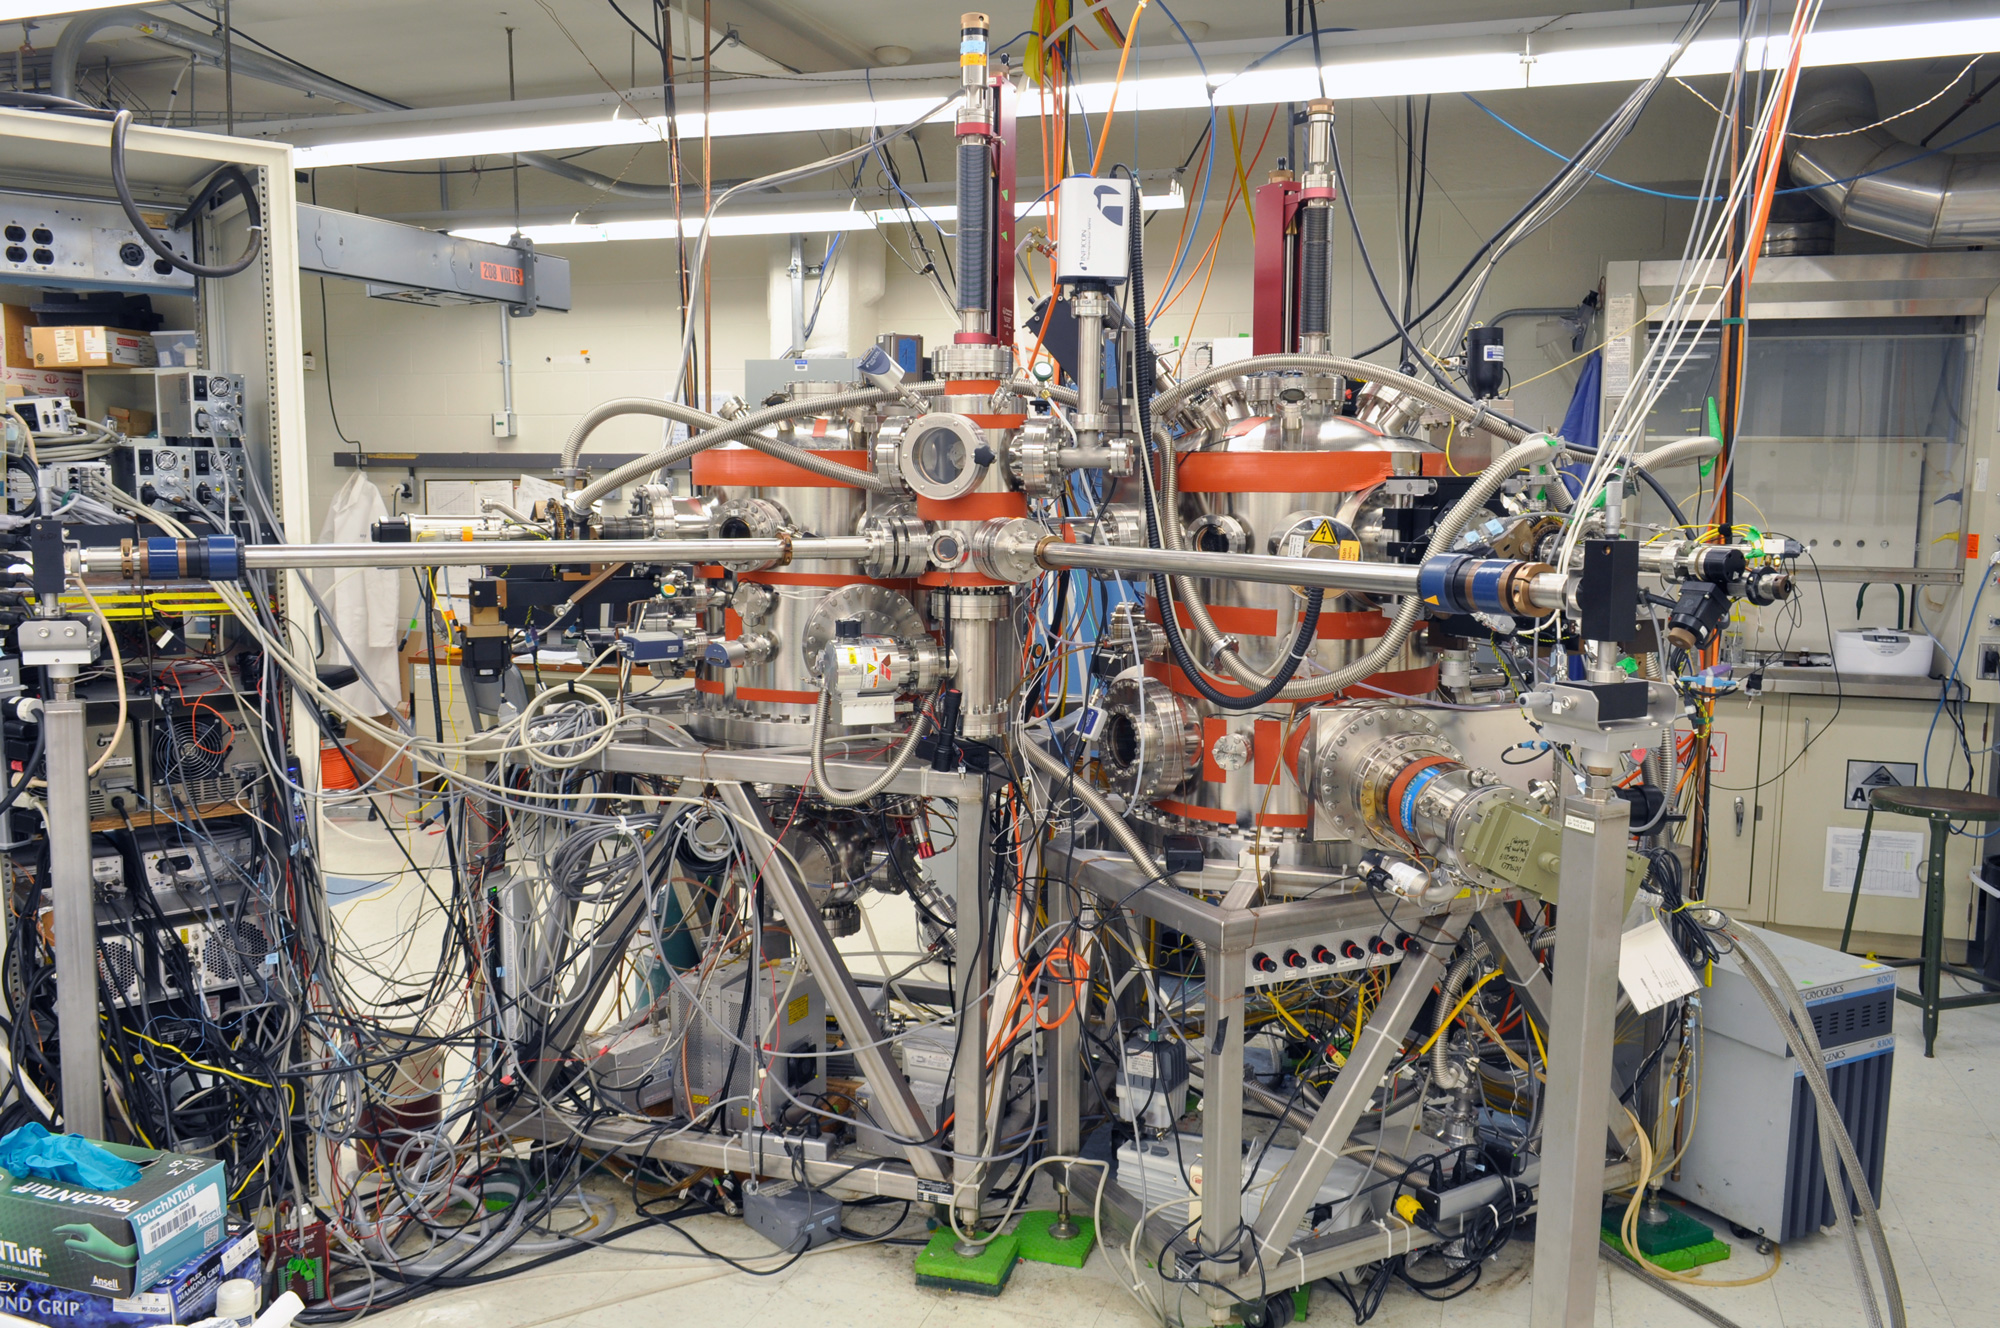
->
[1283, 949, 1307, 969]
[1252, 952, 1277, 974]
[1370, 937, 1396, 956]
[1312, 945, 1335, 964]
[1340, 941, 1364, 960]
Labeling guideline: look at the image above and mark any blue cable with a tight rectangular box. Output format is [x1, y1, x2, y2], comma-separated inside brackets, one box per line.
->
[1464, 92, 2000, 201]
[1144, 2, 1213, 312]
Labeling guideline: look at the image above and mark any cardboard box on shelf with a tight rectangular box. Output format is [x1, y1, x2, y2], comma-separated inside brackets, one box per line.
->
[2, 303, 35, 369]
[0, 1226, 261, 1328]
[0, 366, 84, 400]
[105, 405, 154, 435]
[31, 325, 158, 370]
[0, 1139, 228, 1296]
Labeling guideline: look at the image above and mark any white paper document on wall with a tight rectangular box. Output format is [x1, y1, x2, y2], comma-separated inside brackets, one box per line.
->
[1822, 826, 1925, 899]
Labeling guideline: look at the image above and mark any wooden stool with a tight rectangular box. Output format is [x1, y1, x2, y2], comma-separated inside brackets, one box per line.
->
[1839, 785, 2000, 1056]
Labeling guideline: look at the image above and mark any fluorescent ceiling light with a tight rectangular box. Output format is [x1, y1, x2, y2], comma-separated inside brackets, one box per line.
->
[291, 10, 2000, 168]
[293, 95, 956, 170]
[451, 210, 878, 245]
[1198, 14, 2000, 104]
[450, 188, 1182, 245]
[0, 1, 130, 18]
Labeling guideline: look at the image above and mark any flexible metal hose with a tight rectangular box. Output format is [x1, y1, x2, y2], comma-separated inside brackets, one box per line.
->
[1019, 737, 1166, 882]
[558, 398, 727, 470]
[565, 388, 902, 511]
[1632, 435, 1721, 473]
[1158, 433, 1563, 701]
[562, 378, 1075, 514]
[1726, 924, 1905, 1328]
[1153, 353, 1535, 439]
[808, 680, 935, 806]
[1431, 953, 1478, 1090]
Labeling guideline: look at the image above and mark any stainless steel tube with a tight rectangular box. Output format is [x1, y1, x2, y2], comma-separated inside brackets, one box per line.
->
[1040, 541, 1430, 598]
[79, 536, 877, 574]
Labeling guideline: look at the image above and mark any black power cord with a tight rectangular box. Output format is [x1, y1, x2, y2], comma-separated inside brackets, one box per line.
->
[110, 108, 263, 279]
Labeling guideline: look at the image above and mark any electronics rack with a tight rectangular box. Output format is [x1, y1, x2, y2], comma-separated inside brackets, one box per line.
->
[0, 108, 308, 1198]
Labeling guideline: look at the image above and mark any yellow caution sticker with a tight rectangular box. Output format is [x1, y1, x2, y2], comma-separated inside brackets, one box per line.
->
[1337, 539, 1362, 561]
[1307, 520, 1338, 546]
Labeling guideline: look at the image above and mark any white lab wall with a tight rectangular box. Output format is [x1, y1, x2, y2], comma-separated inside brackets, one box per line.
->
[292, 86, 1733, 538]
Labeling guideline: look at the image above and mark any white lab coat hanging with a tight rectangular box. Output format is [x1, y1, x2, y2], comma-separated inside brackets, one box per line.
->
[314, 472, 402, 717]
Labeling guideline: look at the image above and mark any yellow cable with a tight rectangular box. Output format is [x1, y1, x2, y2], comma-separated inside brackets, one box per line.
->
[1265, 991, 1311, 1041]
[127, 1028, 275, 1088]
[1410, 968, 1502, 1057]
[1226, 106, 1255, 240]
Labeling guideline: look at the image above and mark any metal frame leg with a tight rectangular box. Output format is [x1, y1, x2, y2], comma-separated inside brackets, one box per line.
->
[1839, 805, 1875, 954]
[1921, 816, 1948, 1057]
[1529, 790, 1632, 1328]
[1200, 943, 1248, 1270]
[45, 685, 102, 1138]
[951, 790, 989, 1228]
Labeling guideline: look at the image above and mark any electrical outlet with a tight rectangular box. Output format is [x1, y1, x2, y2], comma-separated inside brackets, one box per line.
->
[1979, 642, 2000, 681]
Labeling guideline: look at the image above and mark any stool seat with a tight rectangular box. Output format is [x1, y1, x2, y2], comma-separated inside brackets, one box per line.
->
[1841, 783, 2000, 1056]
[1867, 786, 2000, 821]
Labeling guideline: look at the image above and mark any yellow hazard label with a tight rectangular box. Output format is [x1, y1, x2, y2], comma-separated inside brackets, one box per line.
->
[1307, 521, 1338, 546]
[1424, 596, 1439, 605]
[1337, 539, 1362, 561]
[787, 994, 810, 1026]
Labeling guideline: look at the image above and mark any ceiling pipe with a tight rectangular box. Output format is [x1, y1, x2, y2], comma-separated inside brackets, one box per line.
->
[50, 7, 693, 201]
[1786, 65, 2000, 249]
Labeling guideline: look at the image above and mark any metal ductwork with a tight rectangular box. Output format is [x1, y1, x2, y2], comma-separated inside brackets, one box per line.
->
[51, 7, 688, 200]
[1786, 66, 2000, 249]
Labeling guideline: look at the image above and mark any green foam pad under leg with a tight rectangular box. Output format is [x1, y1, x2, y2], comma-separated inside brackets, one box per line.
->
[914, 1228, 1021, 1296]
[1013, 1209, 1096, 1267]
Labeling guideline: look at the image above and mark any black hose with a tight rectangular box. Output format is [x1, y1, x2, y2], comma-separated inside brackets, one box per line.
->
[1119, 169, 1325, 711]
[1299, 205, 1331, 337]
[0, 723, 47, 818]
[110, 109, 263, 280]
[1562, 442, 1695, 530]
[955, 140, 989, 315]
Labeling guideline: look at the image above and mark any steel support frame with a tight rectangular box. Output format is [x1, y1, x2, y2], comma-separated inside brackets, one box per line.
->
[1059, 852, 1483, 1310]
[1061, 851, 1642, 1313]
[489, 739, 991, 1212]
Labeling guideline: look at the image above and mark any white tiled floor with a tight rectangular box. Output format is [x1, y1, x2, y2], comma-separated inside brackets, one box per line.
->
[349, 978, 1996, 1328]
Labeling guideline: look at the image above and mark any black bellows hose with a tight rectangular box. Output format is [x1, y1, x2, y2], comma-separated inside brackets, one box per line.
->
[1120, 171, 1325, 712]
[1299, 204, 1332, 338]
[955, 141, 990, 315]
